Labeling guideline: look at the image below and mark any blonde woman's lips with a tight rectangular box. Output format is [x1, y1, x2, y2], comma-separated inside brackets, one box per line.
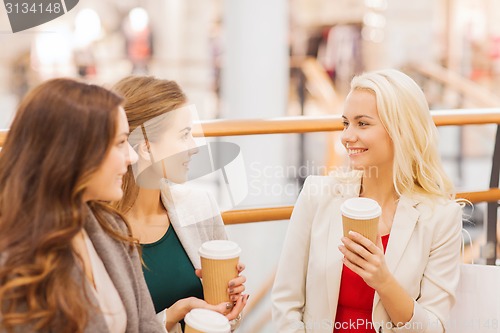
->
[348, 148, 367, 155]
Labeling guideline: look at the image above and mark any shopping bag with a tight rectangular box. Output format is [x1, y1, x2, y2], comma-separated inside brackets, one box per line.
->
[445, 263, 500, 333]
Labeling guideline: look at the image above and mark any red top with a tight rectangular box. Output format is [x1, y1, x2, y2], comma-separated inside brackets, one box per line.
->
[334, 234, 390, 333]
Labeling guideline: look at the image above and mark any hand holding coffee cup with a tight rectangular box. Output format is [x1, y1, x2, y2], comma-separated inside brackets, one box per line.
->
[184, 308, 230, 333]
[199, 240, 241, 305]
[340, 197, 381, 243]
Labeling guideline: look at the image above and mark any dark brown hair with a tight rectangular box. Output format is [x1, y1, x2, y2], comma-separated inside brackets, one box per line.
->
[112, 76, 187, 213]
[0, 78, 132, 333]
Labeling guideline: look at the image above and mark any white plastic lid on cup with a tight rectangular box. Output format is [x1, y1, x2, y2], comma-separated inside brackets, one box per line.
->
[185, 308, 230, 332]
[340, 197, 381, 219]
[198, 240, 241, 260]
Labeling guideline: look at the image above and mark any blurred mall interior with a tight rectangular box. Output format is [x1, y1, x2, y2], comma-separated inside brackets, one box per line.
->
[1, 0, 500, 331]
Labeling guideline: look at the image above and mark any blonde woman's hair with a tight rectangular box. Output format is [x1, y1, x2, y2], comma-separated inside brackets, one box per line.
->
[112, 76, 187, 213]
[350, 69, 455, 200]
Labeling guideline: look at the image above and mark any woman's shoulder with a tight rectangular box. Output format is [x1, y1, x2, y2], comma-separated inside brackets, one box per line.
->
[86, 203, 129, 235]
[414, 196, 463, 214]
[413, 196, 463, 230]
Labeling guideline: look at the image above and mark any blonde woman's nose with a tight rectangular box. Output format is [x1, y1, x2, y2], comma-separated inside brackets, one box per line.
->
[341, 126, 357, 145]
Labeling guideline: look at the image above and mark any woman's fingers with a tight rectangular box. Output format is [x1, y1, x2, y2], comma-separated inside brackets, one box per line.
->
[339, 243, 367, 269]
[347, 231, 380, 254]
[228, 275, 246, 289]
[228, 289, 245, 302]
[339, 231, 392, 289]
[339, 232, 380, 274]
[340, 236, 371, 260]
[225, 294, 248, 321]
[342, 256, 363, 276]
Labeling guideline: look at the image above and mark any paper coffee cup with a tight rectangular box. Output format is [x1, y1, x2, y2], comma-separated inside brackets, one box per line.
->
[199, 240, 241, 305]
[340, 197, 381, 243]
[184, 308, 230, 333]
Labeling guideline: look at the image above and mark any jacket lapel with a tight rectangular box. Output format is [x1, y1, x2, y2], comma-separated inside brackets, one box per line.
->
[84, 209, 137, 331]
[325, 172, 362, 321]
[372, 195, 420, 311]
[326, 206, 346, 320]
[160, 179, 205, 268]
[159, 179, 230, 270]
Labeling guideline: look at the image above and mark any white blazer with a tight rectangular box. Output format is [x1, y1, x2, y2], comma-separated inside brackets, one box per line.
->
[158, 180, 228, 333]
[160, 180, 228, 268]
[272, 173, 462, 333]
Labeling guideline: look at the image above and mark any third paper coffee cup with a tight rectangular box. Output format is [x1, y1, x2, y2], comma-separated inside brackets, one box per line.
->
[184, 308, 230, 333]
[199, 240, 241, 305]
[340, 197, 381, 243]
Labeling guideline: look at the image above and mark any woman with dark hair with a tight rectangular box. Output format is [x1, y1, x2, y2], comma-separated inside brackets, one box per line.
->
[0, 78, 166, 333]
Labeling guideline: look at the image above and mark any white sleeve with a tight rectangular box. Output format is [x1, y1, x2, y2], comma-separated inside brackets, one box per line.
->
[393, 202, 462, 333]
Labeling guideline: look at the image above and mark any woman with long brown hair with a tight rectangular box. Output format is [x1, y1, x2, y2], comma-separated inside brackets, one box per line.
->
[0, 78, 166, 333]
[112, 76, 247, 333]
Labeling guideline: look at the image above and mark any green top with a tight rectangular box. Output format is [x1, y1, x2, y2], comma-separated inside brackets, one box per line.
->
[141, 224, 204, 314]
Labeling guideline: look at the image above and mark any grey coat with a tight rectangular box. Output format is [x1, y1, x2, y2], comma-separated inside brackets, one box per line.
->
[82, 207, 167, 333]
[1, 207, 166, 333]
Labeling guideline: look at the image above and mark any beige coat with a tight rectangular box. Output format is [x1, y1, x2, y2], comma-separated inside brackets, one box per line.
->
[272, 173, 462, 333]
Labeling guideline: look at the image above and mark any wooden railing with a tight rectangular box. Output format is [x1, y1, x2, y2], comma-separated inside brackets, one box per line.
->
[2, 108, 499, 139]
[221, 188, 500, 225]
[2, 110, 500, 222]
[2, 109, 500, 146]
[190, 109, 500, 224]
[195, 109, 500, 138]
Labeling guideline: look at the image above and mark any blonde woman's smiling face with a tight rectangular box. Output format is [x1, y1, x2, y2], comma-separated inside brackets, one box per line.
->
[341, 89, 394, 171]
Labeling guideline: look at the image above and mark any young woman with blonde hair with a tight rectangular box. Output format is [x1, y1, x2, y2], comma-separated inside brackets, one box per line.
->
[113, 76, 247, 333]
[0, 79, 165, 332]
[272, 69, 462, 333]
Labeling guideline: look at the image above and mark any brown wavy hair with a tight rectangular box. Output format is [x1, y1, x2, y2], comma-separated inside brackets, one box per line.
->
[0, 78, 134, 333]
[111, 76, 187, 214]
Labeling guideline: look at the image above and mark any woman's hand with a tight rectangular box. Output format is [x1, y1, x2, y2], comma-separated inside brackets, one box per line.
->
[165, 295, 249, 330]
[227, 263, 246, 302]
[338, 231, 392, 291]
[212, 294, 249, 321]
[195, 262, 248, 322]
[195, 262, 247, 303]
[165, 297, 210, 330]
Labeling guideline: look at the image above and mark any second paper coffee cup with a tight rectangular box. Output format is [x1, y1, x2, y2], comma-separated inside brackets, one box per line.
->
[340, 197, 381, 243]
[184, 308, 230, 333]
[199, 240, 241, 305]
